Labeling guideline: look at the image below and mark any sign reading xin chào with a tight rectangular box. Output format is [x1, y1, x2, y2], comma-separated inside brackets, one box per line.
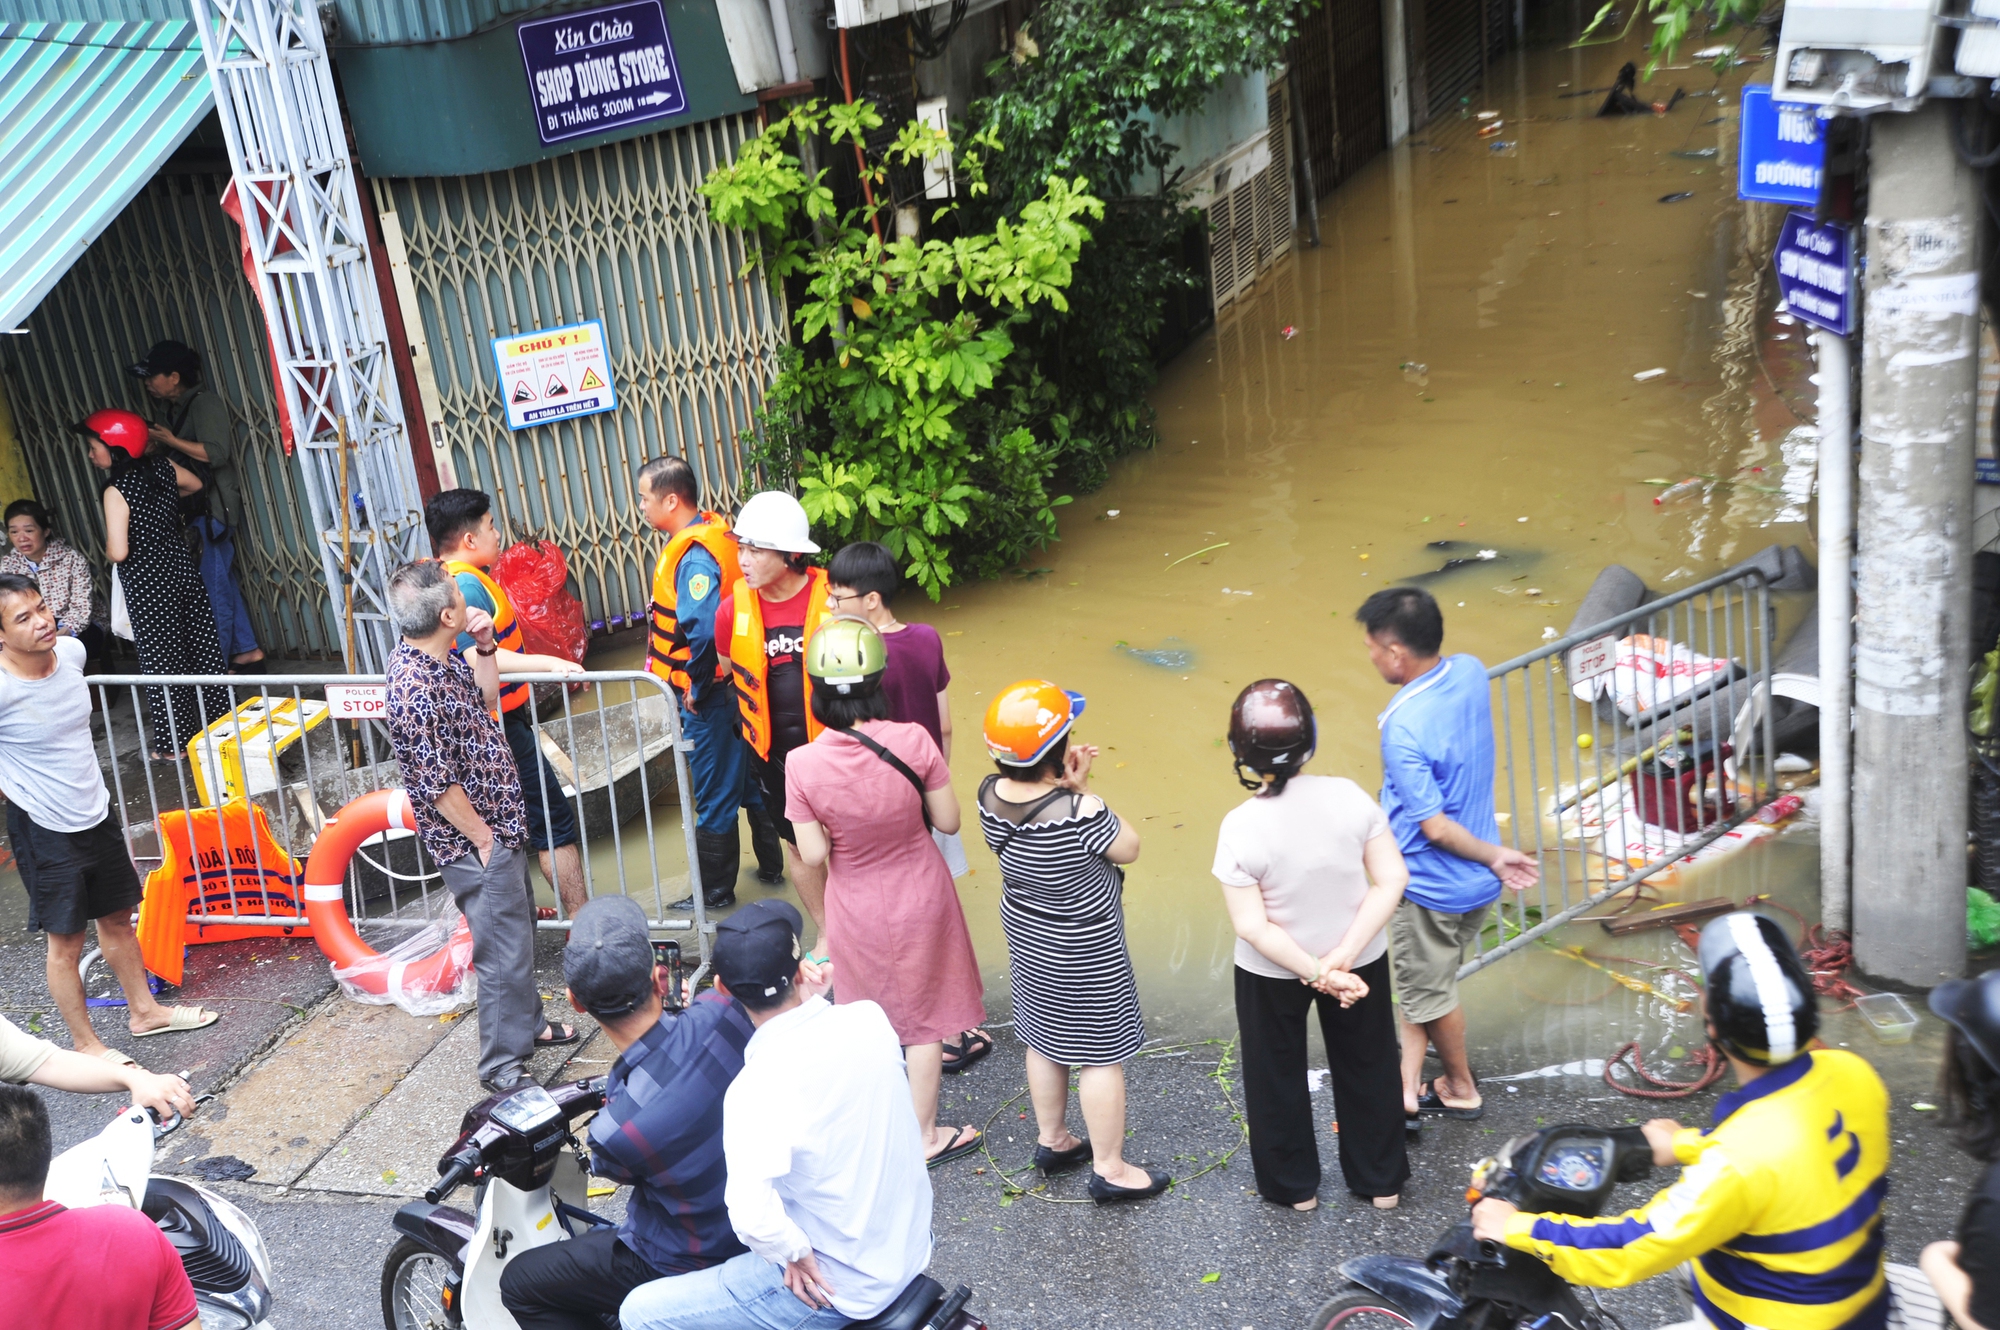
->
[517, 0, 686, 146]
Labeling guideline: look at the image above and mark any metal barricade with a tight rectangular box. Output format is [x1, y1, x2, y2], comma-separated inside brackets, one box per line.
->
[1461, 566, 1778, 978]
[88, 669, 713, 964]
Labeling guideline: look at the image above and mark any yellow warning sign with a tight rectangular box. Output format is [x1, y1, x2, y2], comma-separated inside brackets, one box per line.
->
[491, 318, 617, 432]
[579, 367, 605, 392]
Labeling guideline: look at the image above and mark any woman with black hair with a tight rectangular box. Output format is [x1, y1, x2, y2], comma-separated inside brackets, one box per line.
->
[1922, 970, 2000, 1330]
[0, 500, 104, 662]
[74, 410, 230, 761]
[1212, 679, 1410, 1211]
[784, 616, 986, 1168]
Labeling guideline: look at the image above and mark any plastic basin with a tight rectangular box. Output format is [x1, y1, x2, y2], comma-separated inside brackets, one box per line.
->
[1855, 992, 1917, 1044]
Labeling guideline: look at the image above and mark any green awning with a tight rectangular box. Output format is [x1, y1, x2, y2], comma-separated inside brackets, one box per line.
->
[0, 21, 213, 332]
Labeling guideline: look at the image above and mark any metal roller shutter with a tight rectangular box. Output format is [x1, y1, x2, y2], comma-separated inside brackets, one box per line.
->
[1287, 0, 1385, 198]
[1424, 0, 1485, 123]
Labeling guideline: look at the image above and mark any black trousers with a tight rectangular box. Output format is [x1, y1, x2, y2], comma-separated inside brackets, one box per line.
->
[499, 1229, 664, 1330]
[1234, 954, 1410, 1204]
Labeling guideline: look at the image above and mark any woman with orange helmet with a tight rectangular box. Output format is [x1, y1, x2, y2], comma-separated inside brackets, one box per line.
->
[73, 410, 230, 761]
[976, 679, 1170, 1204]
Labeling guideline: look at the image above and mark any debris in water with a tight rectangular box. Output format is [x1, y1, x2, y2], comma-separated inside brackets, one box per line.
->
[1166, 541, 1229, 570]
[1478, 549, 1498, 559]
[1690, 44, 1730, 60]
[1400, 361, 1429, 384]
[1220, 587, 1253, 596]
[1671, 148, 1718, 159]
[1476, 109, 1499, 120]
[1526, 588, 1543, 597]
[1913, 1102, 1939, 1112]
[1688, 290, 1710, 298]
[1542, 627, 1559, 640]
[1117, 639, 1194, 670]
[1489, 141, 1517, 154]
[1653, 477, 1704, 505]
[1577, 733, 1594, 749]
[1633, 367, 1668, 381]
[1659, 191, 1695, 203]
[1517, 516, 1529, 523]
[1358, 553, 1370, 561]
[1476, 122, 1504, 138]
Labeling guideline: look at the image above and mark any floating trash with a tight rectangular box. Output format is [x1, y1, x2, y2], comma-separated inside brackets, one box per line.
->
[1281, 325, 1297, 339]
[1117, 639, 1194, 670]
[1659, 191, 1695, 203]
[1671, 147, 1718, 159]
[1633, 367, 1668, 381]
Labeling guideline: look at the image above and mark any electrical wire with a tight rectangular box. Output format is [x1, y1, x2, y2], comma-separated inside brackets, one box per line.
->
[907, 0, 969, 62]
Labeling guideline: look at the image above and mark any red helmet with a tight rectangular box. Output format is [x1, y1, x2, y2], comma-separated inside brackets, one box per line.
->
[72, 408, 148, 459]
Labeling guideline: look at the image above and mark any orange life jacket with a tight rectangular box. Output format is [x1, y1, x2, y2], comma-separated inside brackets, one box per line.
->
[726, 568, 831, 759]
[647, 512, 742, 696]
[446, 560, 530, 713]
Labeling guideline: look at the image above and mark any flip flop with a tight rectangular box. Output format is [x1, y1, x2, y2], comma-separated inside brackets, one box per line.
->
[941, 1028, 993, 1075]
[131, 1006, 219, 1037]
[926, 1124, 983, 1169]
[1415, 1080, 1485, 1120]
[534, 1023, 581, 1048]
[97, 1048, 138, 1067]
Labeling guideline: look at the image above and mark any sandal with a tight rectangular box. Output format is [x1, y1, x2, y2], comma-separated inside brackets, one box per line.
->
[534, 1023, 581, 1048]
[1415, 1079, 1485, 1120]
[131, 1006, 219, 1037]
[941, 1028, 993, 1075]
[97, 1048, 138, 1067]
[926, 1124, 982, 1169]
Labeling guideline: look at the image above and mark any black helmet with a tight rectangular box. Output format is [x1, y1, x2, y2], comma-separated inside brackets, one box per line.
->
[1228, 679, 1316, 793]
[1698, 913, 1818, 1067]
[1931, 970, 2000, 1078]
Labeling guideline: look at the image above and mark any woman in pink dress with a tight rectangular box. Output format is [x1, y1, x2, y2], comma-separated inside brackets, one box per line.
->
[785, 616, 986, 1167]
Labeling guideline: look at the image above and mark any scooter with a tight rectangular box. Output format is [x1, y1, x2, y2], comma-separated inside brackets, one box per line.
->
[1307, 1122, 1658, 1330]
[383, 942, 986, 1330]
[45, 1095, 278, 1329]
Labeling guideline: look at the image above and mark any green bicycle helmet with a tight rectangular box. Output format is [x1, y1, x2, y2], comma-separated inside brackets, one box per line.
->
[805, 616, 887, 696]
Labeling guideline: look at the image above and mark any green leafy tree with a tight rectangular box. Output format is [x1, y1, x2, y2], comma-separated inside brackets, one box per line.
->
[964, 0, 1305, 483]
[1577, 0, 1765, 71]
[701, 100, 1103, 596]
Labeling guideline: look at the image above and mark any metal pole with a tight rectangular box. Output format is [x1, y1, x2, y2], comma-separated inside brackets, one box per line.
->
[1815, 329, 1854, 931]
[1852, 103, 1979, 986]
[1289, 72, 1322, 248]
[338, 416, 355, 671]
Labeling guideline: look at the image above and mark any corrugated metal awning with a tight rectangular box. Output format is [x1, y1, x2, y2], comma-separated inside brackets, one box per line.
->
[0, 21, 212, 332]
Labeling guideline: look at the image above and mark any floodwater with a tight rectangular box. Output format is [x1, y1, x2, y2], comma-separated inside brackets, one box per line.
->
[7, 32, 1861, 1086]
[573, 33, 1835, 1077]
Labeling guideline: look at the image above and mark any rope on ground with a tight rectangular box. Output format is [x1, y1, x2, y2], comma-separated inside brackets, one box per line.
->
[1603, 1040, 1727, 1099]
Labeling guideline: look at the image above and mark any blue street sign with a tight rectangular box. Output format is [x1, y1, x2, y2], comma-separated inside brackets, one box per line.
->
[518, 0, 686, 147]
[1738, 85, 1825, 207]
[1774, 211, 1852, 337]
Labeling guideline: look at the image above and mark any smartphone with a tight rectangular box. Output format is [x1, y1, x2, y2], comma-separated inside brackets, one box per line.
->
[652, 940, 685, 1012]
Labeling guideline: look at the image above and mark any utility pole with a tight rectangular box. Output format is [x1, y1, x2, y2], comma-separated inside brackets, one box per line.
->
[1851, 103, 1980, 987]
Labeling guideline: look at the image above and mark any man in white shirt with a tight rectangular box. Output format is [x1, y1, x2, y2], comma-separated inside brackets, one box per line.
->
[620, 900, 932, 1330]
[0, 575, 217, 1059]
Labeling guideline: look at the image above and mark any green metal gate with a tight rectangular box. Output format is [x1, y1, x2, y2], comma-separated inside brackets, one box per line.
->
[372, 112, 786, 632]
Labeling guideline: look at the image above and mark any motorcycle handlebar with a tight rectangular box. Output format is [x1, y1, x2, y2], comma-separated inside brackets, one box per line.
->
[426, 1154, 478, 1204]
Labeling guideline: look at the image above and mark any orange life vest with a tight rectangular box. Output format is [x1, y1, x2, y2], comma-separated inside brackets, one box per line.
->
[446, 560, 530, 713]
[726, 568, 831, 759]
[647, 512, 743, 696]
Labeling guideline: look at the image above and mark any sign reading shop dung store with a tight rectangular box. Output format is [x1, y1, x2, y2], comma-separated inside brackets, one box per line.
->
[492, 320, 618, 431]
[518, 0, 687, 147]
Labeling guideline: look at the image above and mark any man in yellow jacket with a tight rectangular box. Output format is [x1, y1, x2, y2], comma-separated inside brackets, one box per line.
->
[1473, 913, 1890, 1330]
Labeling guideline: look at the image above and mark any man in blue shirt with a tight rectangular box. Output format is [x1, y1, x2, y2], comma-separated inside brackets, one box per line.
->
[1357, 587, 1537, 1125]
[500, 896, 755, 1330]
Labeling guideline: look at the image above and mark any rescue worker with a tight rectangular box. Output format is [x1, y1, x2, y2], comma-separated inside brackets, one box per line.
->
[635, 457, 782, 911]
[1472, 912, 1891, 1330]
[425, 489, 589, 918]
[716, 491, 832, 932]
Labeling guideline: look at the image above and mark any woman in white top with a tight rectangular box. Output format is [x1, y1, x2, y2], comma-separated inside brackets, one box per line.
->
[1212, 679, 1410, 1211]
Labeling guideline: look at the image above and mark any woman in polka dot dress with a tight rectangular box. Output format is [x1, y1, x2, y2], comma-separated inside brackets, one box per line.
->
[79, 411, 232, 761]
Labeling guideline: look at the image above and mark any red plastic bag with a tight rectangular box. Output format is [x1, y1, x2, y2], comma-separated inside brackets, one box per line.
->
[492, 540, 589, 666]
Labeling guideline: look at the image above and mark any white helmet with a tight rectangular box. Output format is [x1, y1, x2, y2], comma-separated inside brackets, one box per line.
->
[732, 490, 820, 554]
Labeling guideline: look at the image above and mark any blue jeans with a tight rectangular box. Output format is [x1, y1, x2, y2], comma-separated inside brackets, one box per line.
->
[680, 697, 749, 835]
[621, 1252, 853, 1330]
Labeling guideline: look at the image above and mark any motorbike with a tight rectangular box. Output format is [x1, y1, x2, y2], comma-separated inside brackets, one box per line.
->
[383, 940, 984, 1330]
[1307, 1122, 1658, 1330]
[44, 1095, 277, 1329]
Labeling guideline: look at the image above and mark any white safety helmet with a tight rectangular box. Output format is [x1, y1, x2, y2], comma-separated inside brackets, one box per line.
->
[732, 491, 820, 554]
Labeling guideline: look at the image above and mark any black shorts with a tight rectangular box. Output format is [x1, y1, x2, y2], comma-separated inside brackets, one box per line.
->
[752, 741, 803, 845]
[503, 708, 580, 852]
[9, 806, 142, 935]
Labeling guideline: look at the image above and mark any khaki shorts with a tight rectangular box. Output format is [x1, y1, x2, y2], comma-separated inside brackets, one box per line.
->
[1390, 898, 1491, 1026]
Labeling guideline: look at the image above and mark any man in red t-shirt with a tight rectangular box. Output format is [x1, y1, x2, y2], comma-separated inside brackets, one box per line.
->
[0, 1085, 198, 1330]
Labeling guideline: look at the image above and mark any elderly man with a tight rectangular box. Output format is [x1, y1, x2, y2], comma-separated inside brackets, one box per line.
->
[383, 560, 581, 1095]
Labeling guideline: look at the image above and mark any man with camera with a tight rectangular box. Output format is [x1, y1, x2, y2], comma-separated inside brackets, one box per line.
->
[499, 895, 758, 1330]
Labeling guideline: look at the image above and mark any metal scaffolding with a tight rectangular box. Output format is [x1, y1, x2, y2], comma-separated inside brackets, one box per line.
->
[187, 0, 428, 671]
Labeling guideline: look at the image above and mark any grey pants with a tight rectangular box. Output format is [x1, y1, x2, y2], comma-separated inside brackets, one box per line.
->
[441, 842, 544, 1087]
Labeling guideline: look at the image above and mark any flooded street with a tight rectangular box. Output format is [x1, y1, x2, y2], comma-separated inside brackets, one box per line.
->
[878, 33, 1830, 1064]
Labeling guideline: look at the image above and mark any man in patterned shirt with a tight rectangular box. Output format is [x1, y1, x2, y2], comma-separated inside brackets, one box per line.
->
[500, 895, 756, 1330]
[384, 560, 579, 1094]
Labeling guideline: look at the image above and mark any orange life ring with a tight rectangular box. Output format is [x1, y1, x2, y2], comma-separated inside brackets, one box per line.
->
[303, 788, 472, 1000]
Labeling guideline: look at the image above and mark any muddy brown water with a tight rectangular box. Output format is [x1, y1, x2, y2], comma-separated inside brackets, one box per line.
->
[13, 35, 1875, 1085]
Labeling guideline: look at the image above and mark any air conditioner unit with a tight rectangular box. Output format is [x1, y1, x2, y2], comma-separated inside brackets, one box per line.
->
[1772, 0, 1945, 109]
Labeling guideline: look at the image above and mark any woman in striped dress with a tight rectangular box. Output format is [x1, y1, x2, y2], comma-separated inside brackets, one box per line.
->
[977, 679, 1170, 1204]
